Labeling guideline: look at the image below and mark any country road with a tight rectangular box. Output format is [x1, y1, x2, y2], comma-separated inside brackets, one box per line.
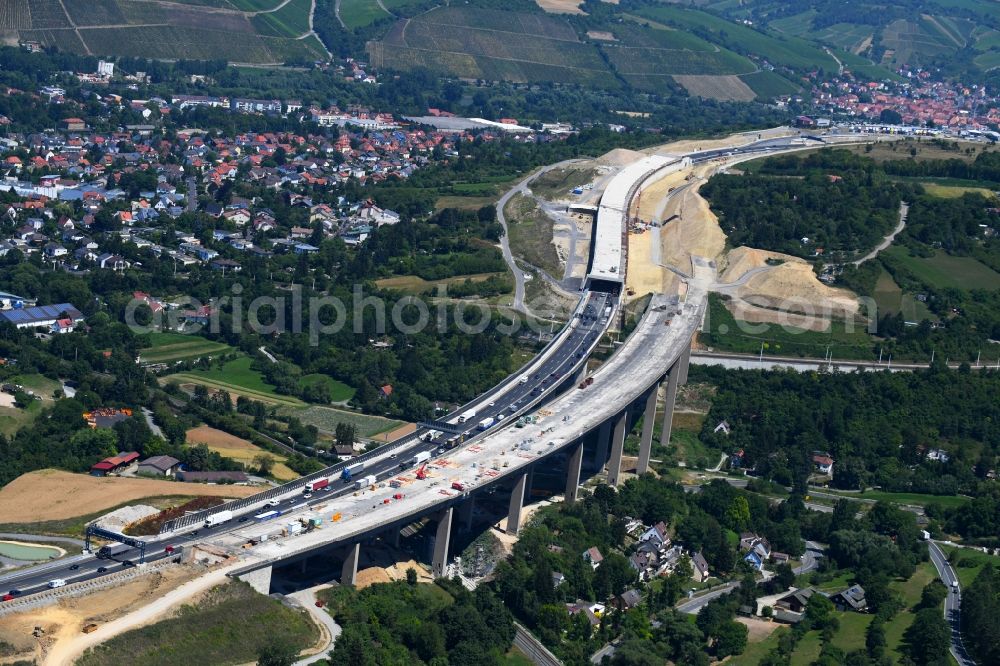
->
[927, 541, 978, 666]
[495, 160, 583, 314]
[850, 201, 908, 267]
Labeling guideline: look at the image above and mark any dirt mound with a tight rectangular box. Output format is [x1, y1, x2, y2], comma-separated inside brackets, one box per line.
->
[0, 470, 258, 523]
[596, 147, 646, 167]
[719, 246, 806, 283]
[660, 171, 726, 272]
[740, 263, 860, 318]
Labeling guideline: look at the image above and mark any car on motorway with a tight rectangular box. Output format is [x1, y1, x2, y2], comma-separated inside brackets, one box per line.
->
[2, 593, 13, 602]
[303, 493, 313, 499]
[69, 564, 80, 570]
[47, 579, 66, 589]
[96, 567, 108, 573]
[7, 589, 20, 597]
[238, 516, 248, 522]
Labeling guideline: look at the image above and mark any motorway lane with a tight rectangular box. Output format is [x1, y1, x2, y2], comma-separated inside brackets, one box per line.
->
[0, 136, 866, 602]
[928, 541, 978, 666]
[1, 292, 615, 600]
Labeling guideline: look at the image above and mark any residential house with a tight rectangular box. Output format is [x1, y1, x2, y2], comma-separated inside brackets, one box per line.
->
[740, 533, 771, 571]
[812, 452, 835, 476]
[691, 552, 711, 583]
[775, 587, 816, 614]
[831, 584, 867, 612]
[583, 546, 604, 570]
[565, 601, 603, 627]
[615, 589, 643, 611]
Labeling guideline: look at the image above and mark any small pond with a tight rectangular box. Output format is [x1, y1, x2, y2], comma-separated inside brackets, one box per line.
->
[0, 540, 62, 561]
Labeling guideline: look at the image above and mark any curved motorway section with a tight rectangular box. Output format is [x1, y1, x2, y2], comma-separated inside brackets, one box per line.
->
[0, 131, 881, 607]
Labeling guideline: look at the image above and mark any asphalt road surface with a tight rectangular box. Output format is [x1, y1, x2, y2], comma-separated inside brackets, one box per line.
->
[928, 541, 978, 666]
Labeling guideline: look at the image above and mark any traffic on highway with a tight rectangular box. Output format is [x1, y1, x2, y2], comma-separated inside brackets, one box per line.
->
[0, 291, 616, 600]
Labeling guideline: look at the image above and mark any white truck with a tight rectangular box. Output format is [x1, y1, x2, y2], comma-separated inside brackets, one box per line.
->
[458, 409, 477, 423]
[410, 450, 431, 466]
[354, 474, 377, 490]
[47, 579, 67, 589]
[204, 509, 234, 527]
[478, 416, 495, 431]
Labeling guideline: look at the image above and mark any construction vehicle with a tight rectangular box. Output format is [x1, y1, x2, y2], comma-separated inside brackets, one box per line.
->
[415, 463, 428, 480]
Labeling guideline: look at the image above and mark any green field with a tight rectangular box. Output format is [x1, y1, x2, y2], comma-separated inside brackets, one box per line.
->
[740, 70, 801, 99]
[166, 356, 306, 407]
[375, 272, 512, 297]
[252, 0, 312, 37]
[339, 0, 390, 29]
[139, 332, 233, 364]
[883, 246, 1000, 291]
[872, 267, 936, 323]
[702, 294, 876, 360]
[76, 581, 318, 666]
[298, 373, 356, 402]
[637, 5, 840, 72]
[286, 404, 404, 438]
[373, 6, 616, 88]
[941, 545, 1000, 589]
[820, 488, 971, 509]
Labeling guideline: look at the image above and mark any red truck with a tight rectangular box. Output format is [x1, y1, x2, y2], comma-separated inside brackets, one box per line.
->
[304, 477, 330, 493]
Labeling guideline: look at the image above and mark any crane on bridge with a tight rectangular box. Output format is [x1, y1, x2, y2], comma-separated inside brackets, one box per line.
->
[415, 463, 428, 480]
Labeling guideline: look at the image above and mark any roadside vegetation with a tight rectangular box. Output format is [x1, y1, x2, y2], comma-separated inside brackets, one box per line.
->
[76, 581, 318, 666]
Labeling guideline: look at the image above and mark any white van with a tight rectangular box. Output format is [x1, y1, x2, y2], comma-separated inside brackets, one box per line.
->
[266, 499, 280, 507]
[47, 579, 66, 589]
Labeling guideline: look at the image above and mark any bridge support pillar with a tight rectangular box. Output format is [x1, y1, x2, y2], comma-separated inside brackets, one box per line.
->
[458, 497, 475, 531]
[637, 381, 660, 475]
[678, 338, 692, 385]
[574, 361, 588, 387]
[238, 565, 272, 595]
[565, 440, 584, 503]
[341, 542, 360, 587]
[507, 470, 529, 536]
[660, 363, 681, 448]
[593, 420, 612, 470]
[607, 410, 629, 487]
[431, 507, 453, 579]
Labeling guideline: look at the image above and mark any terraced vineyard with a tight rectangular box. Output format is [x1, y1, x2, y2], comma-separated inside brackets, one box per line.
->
[374, 6, 613, 88]
[0, 0, 323, 63]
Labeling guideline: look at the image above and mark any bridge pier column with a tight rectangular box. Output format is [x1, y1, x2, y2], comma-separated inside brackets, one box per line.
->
[637, 381, 660, 475]
[507, 470, 530, 535]
[341, 542, 360, 587]
[593, 420, 612, 470]
[678, 338, 692, 385]
[458, 497, 475, 531]
[565, 440, 584, 503]
[431, 507, 453, 579]
[607, 410, 629, 487]
[660, 363, 681, 448]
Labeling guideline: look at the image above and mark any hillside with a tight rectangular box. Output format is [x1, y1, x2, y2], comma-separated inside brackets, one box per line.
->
[0, 0, 327, 64]
[350, 1, 906, 101]
[673, 0, 1000, 81]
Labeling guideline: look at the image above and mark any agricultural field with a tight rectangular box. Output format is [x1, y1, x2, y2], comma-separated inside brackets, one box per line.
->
[251, 0, 313, 37]
[186, 425, 298, 480]
[0, 469, 257, 523]
[673, 74, 756, 101]
[338, 0, 390, 30]
[883, 246, 1000, 291]
[372, 6, 615, 88]
[872, 267, 935, 323]
[138, 332, 233, 365]
[739, 70, 800, 99]
[880, 18, 956, 65]
[1, 0, 321, 62]
[165, 356, 307, 407]
[298, 373, 356, 402]
[636, 5, 840, 72]
[286, 404, 404, 439]
[0, 0, 30, 30]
